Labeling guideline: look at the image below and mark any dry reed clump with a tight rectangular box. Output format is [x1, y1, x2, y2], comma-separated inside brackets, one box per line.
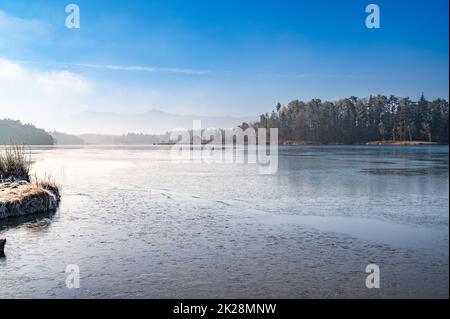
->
[0, 145, 31, 181]
[32, 175, 61, 203]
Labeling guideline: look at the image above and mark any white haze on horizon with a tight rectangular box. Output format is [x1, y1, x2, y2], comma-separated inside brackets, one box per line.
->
[0, 58, 254, 135]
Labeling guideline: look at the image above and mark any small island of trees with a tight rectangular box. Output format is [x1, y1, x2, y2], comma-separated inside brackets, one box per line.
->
[253, 94, 449, 144]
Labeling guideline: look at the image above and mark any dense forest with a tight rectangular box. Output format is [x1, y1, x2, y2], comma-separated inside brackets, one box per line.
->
[0, 119, 54, 145]
[252, 94, 449, 144]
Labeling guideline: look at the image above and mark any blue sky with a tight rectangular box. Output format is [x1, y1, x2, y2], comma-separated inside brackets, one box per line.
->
[0, 0, 448, 132]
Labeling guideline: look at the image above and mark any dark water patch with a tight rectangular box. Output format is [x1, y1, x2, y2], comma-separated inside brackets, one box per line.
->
[361, 167, 449, 176]
[0, 211, 56, 233]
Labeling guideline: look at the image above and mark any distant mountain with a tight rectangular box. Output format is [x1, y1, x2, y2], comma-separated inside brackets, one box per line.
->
[0, 119, 54, 145]
[61, 110, 255, 134]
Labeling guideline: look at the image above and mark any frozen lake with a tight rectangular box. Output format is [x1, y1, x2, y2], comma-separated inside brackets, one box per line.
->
[0, 145, 448, 298]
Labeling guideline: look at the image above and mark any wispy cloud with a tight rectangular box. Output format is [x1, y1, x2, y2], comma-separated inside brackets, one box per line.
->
[0, 10, 51, 48]
[0, 58, 219, 133]
[15, 61, 210, 75]
[76, 63, 210, 75]
[262, 73, 410, 80]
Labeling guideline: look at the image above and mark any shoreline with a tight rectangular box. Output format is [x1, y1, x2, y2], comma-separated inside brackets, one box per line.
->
[280, 140, 445, 146]
[7, 142, 446, 147]
[365, 141, 440, 146]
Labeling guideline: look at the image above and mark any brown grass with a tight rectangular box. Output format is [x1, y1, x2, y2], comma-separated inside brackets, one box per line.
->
[0, 182, 46, 204]
[0, 178, 60, 208]
[0, 180, 61, 219]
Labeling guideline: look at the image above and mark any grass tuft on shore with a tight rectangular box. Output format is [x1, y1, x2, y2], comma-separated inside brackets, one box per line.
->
[0, 145, 31, 181]
[32, 175, 61, 202]
[0, 146, 61, 219]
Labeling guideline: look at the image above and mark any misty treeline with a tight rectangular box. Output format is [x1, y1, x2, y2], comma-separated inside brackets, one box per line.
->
[0, 119, 54, 145]
[252, 94, 449, 144]
[78, 133, 165, 145]
[2, 94, 449, 146]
